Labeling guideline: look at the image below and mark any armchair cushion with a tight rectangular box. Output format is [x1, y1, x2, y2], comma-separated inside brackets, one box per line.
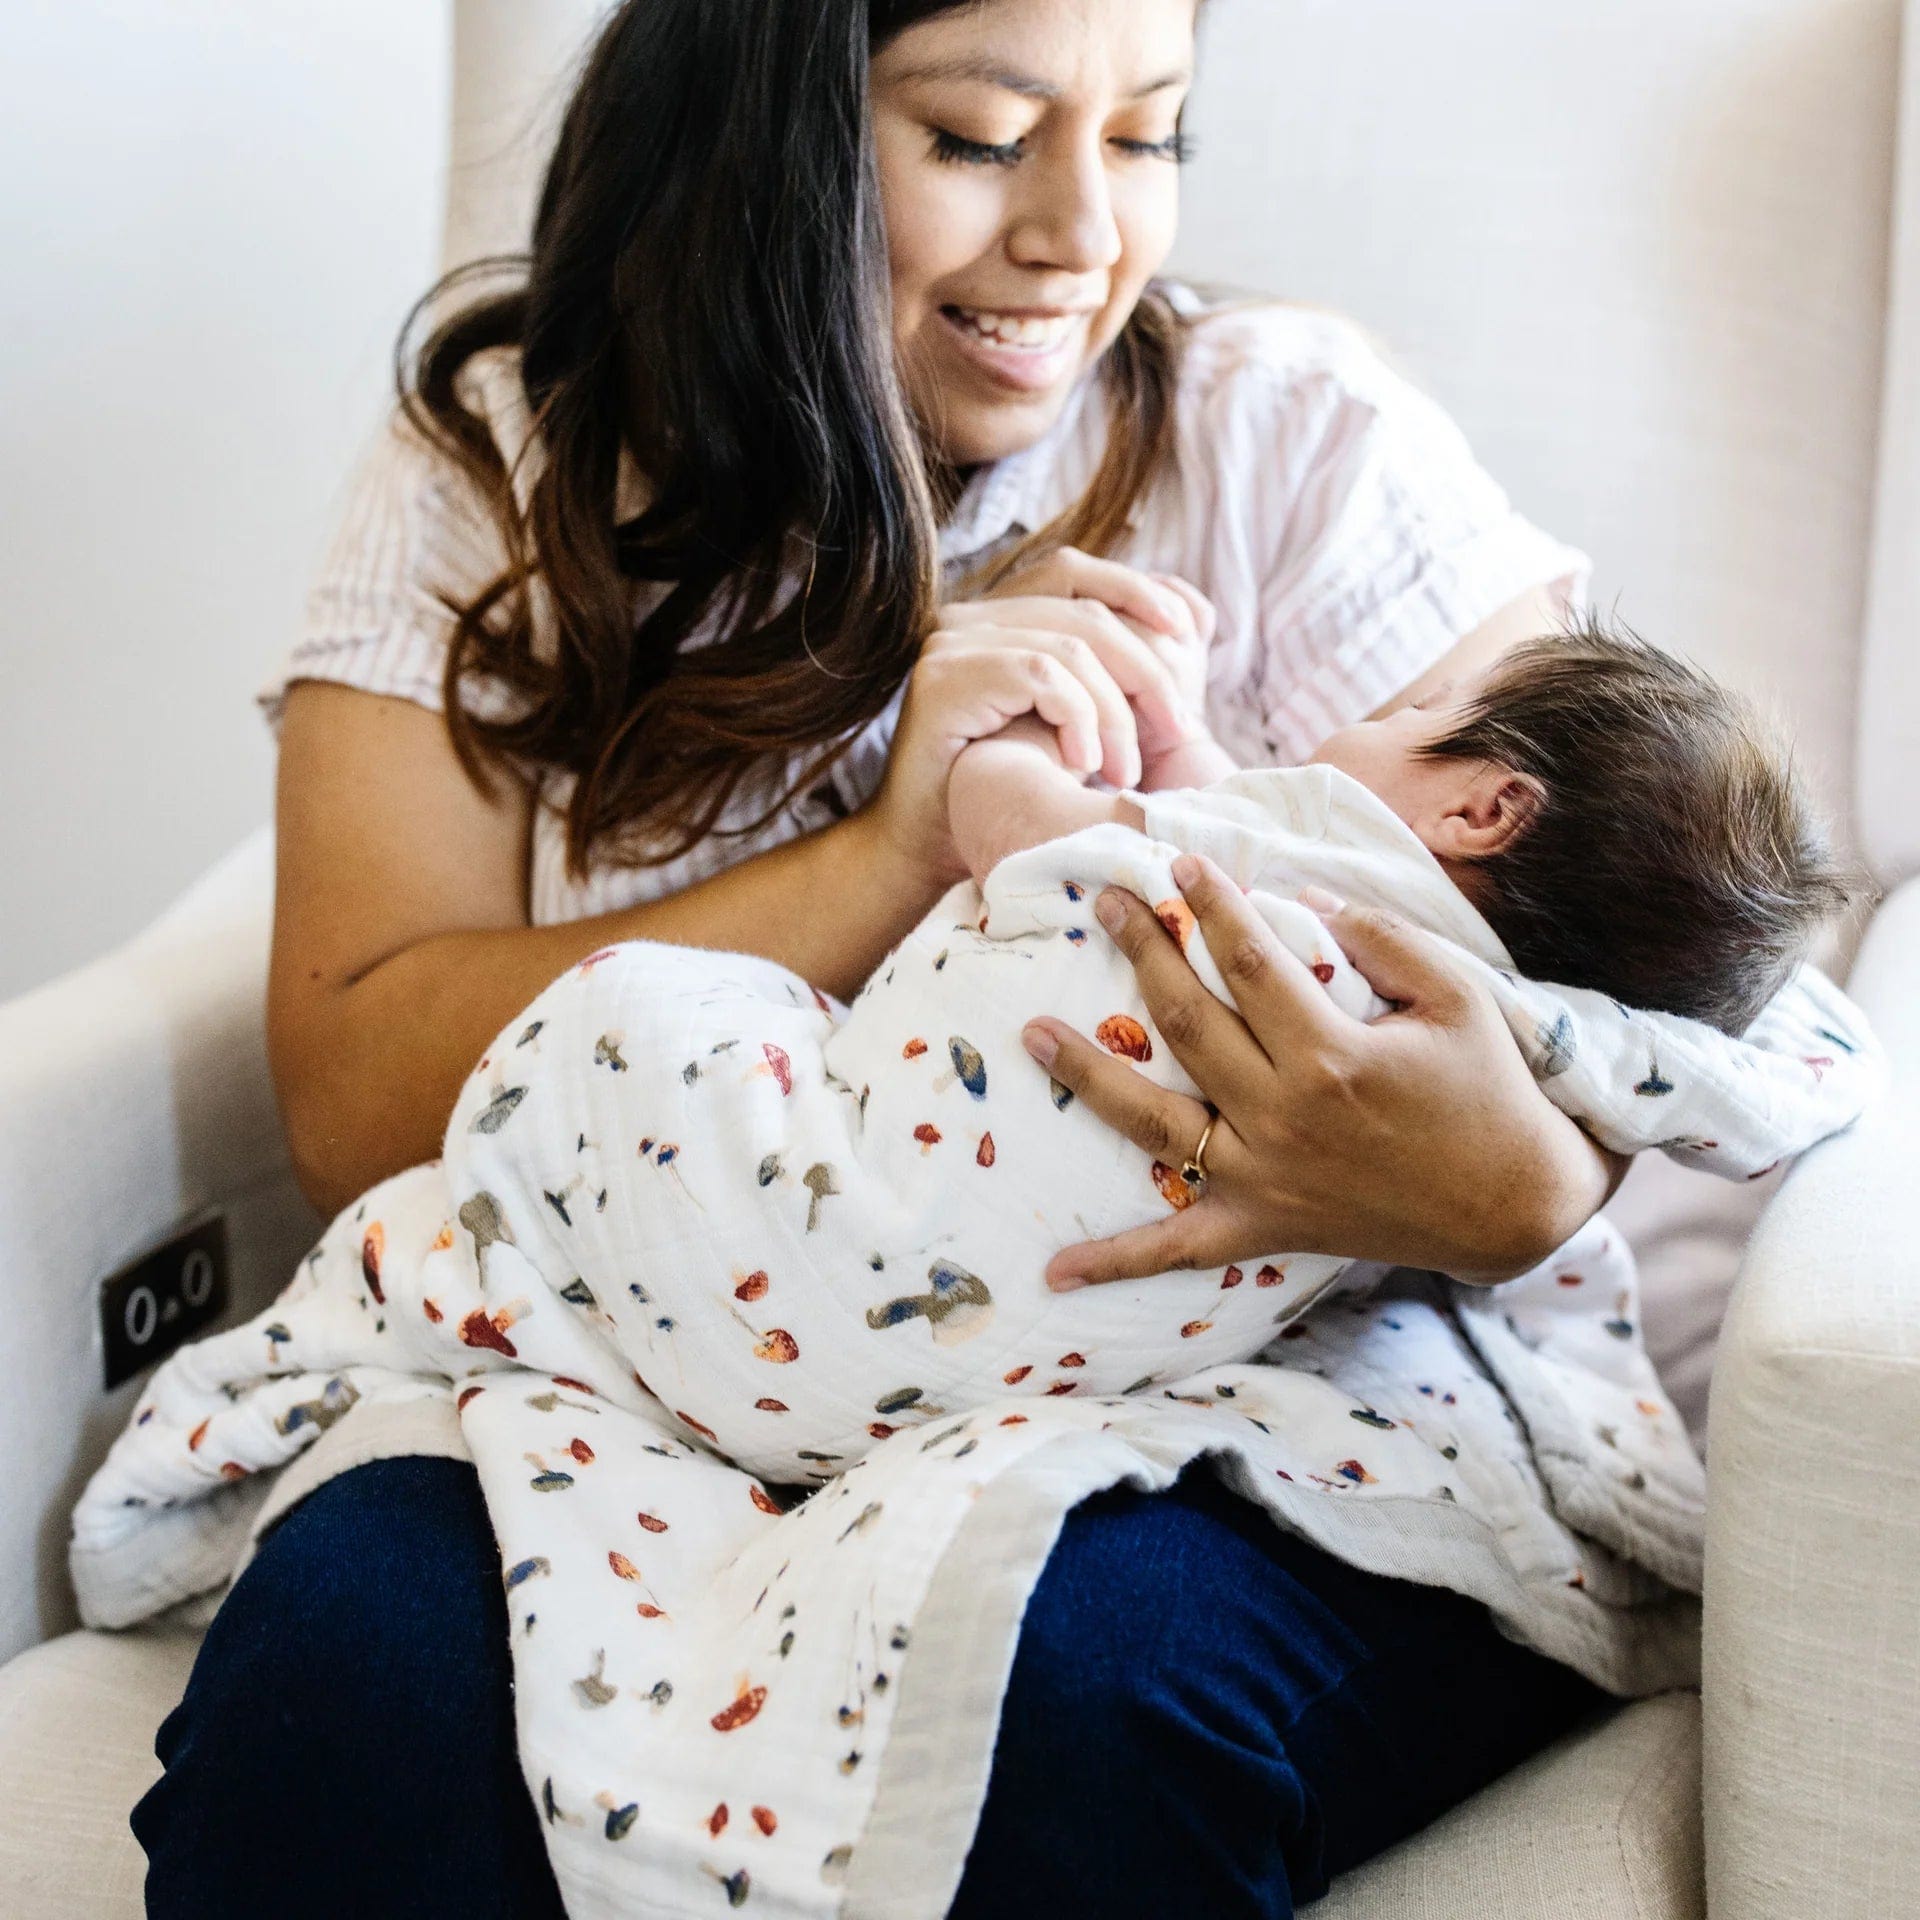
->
[1703, 874, 1920, 1915]
[0, 1627, 199, 1916]
[0, 828, 320, 1662]
[0, 1625, 1700, 1920]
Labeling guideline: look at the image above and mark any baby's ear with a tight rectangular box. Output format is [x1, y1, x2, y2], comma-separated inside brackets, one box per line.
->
[1445, 766, 1543, 858]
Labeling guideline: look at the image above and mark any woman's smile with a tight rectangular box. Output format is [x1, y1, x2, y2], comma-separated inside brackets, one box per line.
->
[935, 302, 1097, 393]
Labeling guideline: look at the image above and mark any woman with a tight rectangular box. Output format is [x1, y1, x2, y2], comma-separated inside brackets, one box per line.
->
[135, 1, 1636, 1913]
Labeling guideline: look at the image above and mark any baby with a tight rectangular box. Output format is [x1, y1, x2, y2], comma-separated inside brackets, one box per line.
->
[444, 616, 1868, 1482]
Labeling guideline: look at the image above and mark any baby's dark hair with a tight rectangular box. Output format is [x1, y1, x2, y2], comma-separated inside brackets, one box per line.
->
[1420, 617, 1854, 1033]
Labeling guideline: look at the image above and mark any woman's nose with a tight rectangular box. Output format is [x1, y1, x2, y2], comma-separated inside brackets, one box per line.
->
[1007, 146, 1124, 277]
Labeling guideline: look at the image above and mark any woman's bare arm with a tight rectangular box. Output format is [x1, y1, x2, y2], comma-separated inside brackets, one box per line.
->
[267, 682, 945, 1216]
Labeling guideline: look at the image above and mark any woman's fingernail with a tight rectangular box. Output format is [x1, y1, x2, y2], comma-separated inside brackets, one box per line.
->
[1298, 885, 1344, 914]
[1094, 890, 1126, 933]
[1171, 853, 1200, 889]
[1046, 1270, 1088, 1294]
[1021, 1021, 1059, 1067]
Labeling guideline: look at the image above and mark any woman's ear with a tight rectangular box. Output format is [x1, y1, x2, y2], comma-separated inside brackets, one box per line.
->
[1432, 764, 1543, 860]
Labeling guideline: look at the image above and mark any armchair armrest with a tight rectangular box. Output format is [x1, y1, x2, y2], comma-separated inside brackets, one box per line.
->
[0, 828, 320, 1663]
[1703, 875, 1920, 1916]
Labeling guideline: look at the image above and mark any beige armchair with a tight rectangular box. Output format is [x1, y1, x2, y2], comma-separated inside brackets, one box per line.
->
[3, 2, 1917, 1913]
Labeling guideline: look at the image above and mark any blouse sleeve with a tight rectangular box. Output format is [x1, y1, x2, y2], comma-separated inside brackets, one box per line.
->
[255, 405, 518, 738]
[1179, 308, 1592, 765]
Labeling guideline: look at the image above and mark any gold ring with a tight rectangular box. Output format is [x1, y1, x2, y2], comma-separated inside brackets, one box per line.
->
[1179, 1111, 1218, 1199]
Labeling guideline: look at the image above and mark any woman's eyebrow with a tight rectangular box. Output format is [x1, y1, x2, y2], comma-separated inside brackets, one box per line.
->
[891, 56, 1191, 102]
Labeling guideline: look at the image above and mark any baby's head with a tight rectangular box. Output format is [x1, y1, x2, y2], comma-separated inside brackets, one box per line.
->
[1310, 617, 1854, 1033]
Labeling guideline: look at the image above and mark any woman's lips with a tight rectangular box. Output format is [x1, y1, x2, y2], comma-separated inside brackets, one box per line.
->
[935, 304, 1092, 395]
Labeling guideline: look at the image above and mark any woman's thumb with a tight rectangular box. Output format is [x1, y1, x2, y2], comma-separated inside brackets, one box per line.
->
[1302, 892, 1470, 1014]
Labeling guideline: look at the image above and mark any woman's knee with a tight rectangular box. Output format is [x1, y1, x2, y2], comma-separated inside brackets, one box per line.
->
[160, 1457, 510, 1768]
[955, 1474, 1308, 1919]
[136, 1456, 556, 1917]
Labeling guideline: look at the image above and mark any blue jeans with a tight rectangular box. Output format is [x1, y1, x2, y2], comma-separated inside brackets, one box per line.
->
[134, 1455, 1606, 1917]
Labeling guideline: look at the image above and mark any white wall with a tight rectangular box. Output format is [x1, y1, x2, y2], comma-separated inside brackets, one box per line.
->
[1169, 0, 1897, 859]
[0, 1, 448, 998]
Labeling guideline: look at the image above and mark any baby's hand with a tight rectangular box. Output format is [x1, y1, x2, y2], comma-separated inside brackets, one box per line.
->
[1129, 573, 1233, 792]
[1141, 571, 1213, 719]
[947, 717, 1109, 886]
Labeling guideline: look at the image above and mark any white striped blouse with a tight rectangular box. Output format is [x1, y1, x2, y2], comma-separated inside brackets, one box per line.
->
[259, 289, 1588, 928]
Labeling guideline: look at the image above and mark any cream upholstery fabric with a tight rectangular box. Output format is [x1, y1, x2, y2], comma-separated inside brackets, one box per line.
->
[1312, 1692, 1704, 1919]
[1704, 877, 1920, 1917]
[1859, 2, 1920, 885]
[0, 1628, 200, 1918]
[0, 828, 320, 1665]
[0, 1627, 1701, 1920]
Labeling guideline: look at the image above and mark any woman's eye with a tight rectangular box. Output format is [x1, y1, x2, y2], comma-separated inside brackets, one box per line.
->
[930, 128, 1026, 168]
[1112, 132, 1195, 163]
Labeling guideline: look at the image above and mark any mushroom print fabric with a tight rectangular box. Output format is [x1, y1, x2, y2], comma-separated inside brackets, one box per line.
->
[71, 764, 1880, 1920]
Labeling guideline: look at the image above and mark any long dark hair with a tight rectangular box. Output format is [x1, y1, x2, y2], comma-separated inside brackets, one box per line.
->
[401, 0, 1189, 876]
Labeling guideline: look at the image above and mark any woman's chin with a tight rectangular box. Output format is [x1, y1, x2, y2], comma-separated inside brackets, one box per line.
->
[925, 386, 1079, 469]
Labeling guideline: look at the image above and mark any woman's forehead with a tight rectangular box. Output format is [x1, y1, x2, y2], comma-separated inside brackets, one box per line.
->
[874, 0, 1198, 100]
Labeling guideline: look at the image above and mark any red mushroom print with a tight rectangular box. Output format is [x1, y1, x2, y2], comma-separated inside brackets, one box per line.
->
[458, 1308, 518, 1358]
[676, 1409, 719, 1442]
[1310, 959, 1335, 984]
[749, 1484, 782, 1515]
[751, 1806, 778, 1837]
[219, 1461, 247, 1481]
[360, 1222, 386, 1304]
[188, 1418, 209, 1452]
[1003, 1365, 1032, 1385]
[1056, 1351, 1086, 1369]
[1255, 1264, 1285, 1288]
[1220, 1266, 1244, 1289]
[734, 1270, 770, 1302]
[754, 1329, 800, 1364]
[976, 1132, 996, 1168]
[635, 1511, 670, 1533]
[999, 1414, 1029, 1426]
[711, 1684, 768, 1732]
[1558, 1272, 1584, 1287]
[902, 1037, 929, 1060]
[1151, 1161, 1199, 1210]
[754, 1398, 789, 1413]
[1096, 1014, 1152, 1061]
[568, 1438, 595, 1465]
[457, 1385, 486, 1411]
[708, 1803, 729, 1838]
[762, 1043, 793, 1094]
[1180, 1320, 1213, 1338]
[912, 1122, 942, 1152]
[609, 1551, 641, 1581]
[1153, 897, 1195, 950]
[422, 1299, 444, 1323]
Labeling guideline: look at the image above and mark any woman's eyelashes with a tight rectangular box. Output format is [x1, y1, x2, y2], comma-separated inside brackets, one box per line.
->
[928, 128, 1193, 168]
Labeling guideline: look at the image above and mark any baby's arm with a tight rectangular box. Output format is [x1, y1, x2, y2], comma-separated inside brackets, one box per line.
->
[1139, 729, 1238, 793]
[948, 716, 1146, 884]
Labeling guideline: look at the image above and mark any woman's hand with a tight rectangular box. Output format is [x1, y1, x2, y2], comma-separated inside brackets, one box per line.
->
[863, 552, 1216, 890]
[1021, 855, 1621, 1288]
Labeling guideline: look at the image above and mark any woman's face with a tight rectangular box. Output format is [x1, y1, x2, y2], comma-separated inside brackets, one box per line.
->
[871, 0, 1197, 468]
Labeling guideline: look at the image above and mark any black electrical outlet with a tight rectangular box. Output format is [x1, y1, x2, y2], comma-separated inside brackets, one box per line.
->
[100, 1213, 230, 1390]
